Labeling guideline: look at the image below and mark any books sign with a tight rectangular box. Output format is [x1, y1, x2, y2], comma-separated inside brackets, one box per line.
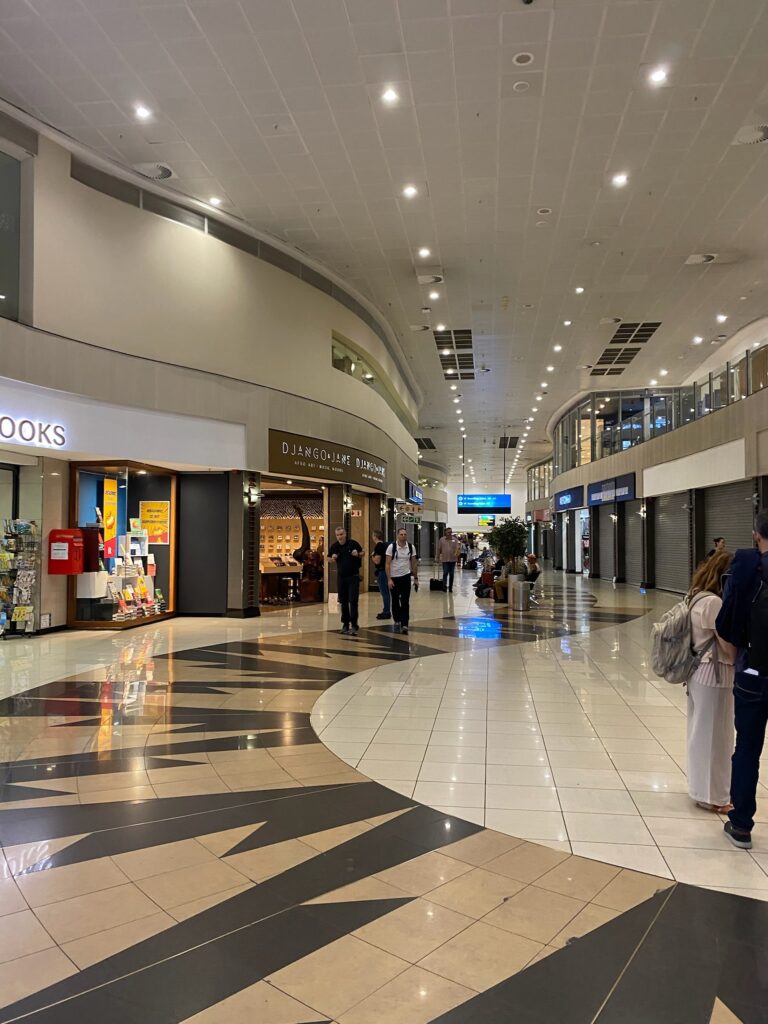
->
[269, 429, 387, 491]
[140, 501, 170, 545]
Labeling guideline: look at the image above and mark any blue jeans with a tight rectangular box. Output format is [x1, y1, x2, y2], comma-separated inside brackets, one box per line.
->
[376, 569, 391, 616]
[442, 561, 456, 589]
[729, 670, 768, 832]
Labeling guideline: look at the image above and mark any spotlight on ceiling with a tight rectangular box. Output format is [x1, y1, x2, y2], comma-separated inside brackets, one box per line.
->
[611, 172, 628, 188]
[648, 66, 668, 85]
[381, 87, 399, 104]
[134, 104, 152, 120]
[402, 184, 418, 198]
[418, 247, 431, 258]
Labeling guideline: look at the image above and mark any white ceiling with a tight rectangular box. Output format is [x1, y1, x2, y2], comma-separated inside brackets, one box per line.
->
[2, 0, 768, 495]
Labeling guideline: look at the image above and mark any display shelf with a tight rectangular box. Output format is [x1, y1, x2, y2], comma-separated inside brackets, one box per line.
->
[0, 520, 41, 636]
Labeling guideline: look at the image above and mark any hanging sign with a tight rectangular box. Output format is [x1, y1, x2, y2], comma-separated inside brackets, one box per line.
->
[103, 477, 118, 558]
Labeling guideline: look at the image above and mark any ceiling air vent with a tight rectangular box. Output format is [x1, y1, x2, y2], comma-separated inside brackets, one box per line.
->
[132, 162, 175, 180]
[498, 436, 519, 449]
[600, 317, 622, 325]
[685, 253, 718, 265]
[415, 437, 437, 450]
[732, 124, 768, 146]
[410, 324, 430, 332]
[417, 274, 444, 285]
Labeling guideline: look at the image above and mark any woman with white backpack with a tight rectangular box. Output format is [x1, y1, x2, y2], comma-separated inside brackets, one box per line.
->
[685, 551, 737, 813]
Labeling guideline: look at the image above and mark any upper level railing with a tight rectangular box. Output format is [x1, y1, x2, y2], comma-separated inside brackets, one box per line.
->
[552, 336, 768, 476]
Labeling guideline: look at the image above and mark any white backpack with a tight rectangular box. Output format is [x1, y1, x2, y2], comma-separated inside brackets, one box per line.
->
[650, 591, 716, 684]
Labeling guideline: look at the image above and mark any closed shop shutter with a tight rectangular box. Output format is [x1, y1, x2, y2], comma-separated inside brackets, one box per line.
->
[624, 500, 644, 586]
[705, 480, 755, 554]
[598, 505, 615, 580]
[554, 515, 563, 568]
[655, 492, 691, 593]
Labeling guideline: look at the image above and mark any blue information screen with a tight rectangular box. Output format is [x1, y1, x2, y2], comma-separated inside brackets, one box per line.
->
[458, 494, 511, 514]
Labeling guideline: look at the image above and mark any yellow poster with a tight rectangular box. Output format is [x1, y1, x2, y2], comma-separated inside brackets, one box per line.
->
[140, 500, 170, 545]
[103, 477, 118, 557]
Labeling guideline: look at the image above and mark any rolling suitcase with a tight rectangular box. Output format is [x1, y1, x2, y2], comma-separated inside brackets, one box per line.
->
[430, 566, 446, 591]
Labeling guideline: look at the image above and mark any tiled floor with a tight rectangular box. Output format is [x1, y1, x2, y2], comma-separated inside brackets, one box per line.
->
[313, 574, 768, 893]
[0, 568, 766, 1021]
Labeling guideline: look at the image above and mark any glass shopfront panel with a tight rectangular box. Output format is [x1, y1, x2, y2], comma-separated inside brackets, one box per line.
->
[0, 150, 21, 322]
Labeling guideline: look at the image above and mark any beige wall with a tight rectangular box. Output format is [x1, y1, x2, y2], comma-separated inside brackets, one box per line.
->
[551, 384, 768, 497]
[29, 137, 417, 461]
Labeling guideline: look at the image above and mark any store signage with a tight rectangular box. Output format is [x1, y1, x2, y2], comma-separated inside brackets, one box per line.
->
[269, 430, 388, 490]
[458, 493, 511, 514]
[0, 414, 66, 448]
[405, 479, 424, 505]
[478, 515, 496, 527]
[587, 473, 636, 507]
[554, 486, 584, 511]
[398, 513, 422, 524]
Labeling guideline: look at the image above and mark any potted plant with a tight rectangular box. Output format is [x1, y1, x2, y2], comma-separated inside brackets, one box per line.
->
[486, 517, 528, 577]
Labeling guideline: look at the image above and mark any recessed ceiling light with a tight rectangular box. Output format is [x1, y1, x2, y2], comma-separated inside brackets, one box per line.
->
[134, 104, 152, 120]
[611, 172, 628, 188]
[540, 382, 547, 389]
[429, 290, 439, 300]
[456, 409, 462, 414]
[563, 320, 572, 326]
[453, 397, 459, 403]
[436, 322, 446, 331]
[446, 368, 455, 374]
[418, 247, 431, 258]
[660, 369, 668, 376]
[553, 344, 562, 352]
[532, 407, 538, 412]
[535, 394, 543, 401]
[575, 286, 584, 294]
[650, 378, 658, 386]
[716, 313, 728, 323]
[648, 66, 668, 85]
[546, 365, 554, 372]
[441, 347, 450, 355]
[458, 418, 464, 424]
[209, 196, 222, 206]
[402, 184, 418, 198]
[450, 384, 457, 390]
[0, 294, 5, 301]
[381, 87, 399, 104]
[693, 335, 703, 345]
[286, 479, 293, 485]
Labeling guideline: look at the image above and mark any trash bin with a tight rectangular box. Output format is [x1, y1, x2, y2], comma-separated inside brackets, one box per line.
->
[509, 580, 530, 611]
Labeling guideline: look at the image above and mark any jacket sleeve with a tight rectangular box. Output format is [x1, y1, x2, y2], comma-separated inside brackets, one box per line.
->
[715, 548, 759, 648]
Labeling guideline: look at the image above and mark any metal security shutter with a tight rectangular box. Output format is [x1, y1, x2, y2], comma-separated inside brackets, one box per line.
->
[565, 513, 576, 572]
[624, 500, 644, 586]
[554, 515, 563, 568]
[655, 493, 691, 593]
[705, 480, 755, 553]
[598, 505, 615, 580]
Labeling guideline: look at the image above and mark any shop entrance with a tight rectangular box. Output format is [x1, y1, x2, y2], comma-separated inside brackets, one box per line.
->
[259, 479, 326, 606]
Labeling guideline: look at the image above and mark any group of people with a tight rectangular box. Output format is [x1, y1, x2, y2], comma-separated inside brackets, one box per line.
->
[328, 525, 418, 637]
[684, 521, 768, 850]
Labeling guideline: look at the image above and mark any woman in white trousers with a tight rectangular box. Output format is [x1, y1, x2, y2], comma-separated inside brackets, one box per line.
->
[686, 551, 736, 812]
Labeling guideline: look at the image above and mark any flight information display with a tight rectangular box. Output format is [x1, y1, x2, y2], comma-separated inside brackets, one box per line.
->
[457, 494, 511, 515]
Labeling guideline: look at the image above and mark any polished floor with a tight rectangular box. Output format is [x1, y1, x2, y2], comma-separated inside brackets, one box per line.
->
[0, 571, 765, 1022]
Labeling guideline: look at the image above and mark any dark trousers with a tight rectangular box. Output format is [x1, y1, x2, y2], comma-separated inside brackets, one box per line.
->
[442, 561, 456, 589]
[729, 670, 768, 833]
[338, 574, 360, 628]
[391, 573, 412, 627]
[377, 569, 391, 616]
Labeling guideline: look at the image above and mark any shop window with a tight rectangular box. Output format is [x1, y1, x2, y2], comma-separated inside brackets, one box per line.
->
[729, 355, 748, 403]
[711, 367, 728, 411]
[619, 394, 644, 449]
[70, 463, 176, 628]
[695, 375, 712, 417]
[594, 396, 619, 459]
[0, 150, 21, 322]
[578, 401, 593, 465]
[750, 343, 768, 394]
[679, 385, 696, 425]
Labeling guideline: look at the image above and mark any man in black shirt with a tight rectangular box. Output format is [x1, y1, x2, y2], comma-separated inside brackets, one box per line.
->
[328, 525, 364, 636]
[371, 529, 391, 620]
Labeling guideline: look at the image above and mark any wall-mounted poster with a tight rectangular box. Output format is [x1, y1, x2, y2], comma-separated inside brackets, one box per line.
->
[139, 500, 170, 545]
[103, 477, 118, 558]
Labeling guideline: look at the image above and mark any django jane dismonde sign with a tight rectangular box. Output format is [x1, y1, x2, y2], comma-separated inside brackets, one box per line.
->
[268, 429, 388, 491]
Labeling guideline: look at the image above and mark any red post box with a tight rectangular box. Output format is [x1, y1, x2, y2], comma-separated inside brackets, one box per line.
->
[48, 529, 84, 575]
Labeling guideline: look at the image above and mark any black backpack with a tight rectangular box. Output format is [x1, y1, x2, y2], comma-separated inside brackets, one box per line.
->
[747, 580, 768, 675]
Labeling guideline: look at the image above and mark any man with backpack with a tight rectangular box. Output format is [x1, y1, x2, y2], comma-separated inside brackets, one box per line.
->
[386, 527, 418, 635]
[715, 509, 768, 849]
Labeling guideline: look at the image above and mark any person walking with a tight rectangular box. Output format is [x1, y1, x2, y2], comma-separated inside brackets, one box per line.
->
[716, 510, 768, 849]
[685, 552, 736, 813]
[328, 525, 363, 636]
[386, 527, 418, 635]
[436, 527, 460, 592]
[371, 529, 391, 620]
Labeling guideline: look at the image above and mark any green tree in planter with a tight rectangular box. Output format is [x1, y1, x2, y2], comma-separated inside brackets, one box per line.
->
[486, 517, 528, 575]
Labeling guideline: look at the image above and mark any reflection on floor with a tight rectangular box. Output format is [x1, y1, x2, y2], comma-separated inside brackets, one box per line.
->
[0, 571, 765, 1022]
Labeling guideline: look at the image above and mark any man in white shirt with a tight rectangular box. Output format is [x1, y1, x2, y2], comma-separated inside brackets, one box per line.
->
[436, 527, 460, 592]
[386, 527, 418, 635]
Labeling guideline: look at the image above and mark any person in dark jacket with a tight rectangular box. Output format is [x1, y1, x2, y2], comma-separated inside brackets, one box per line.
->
[715, 510, 768, 849]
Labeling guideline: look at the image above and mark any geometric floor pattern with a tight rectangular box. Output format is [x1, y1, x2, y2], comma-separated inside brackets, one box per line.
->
[313, 580, 768, 892]
[0, 571, 765, 1021]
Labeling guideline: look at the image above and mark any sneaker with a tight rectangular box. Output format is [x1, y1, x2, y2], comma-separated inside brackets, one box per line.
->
[349, 626, 358, 636]
[339, 626, 349, 635]
[376, 612, 391, 620]
[724, 820, 752, 849]
[448, 587, 453, 592]
[401, 626, 408, 635]
[393, 623, 401, 633]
